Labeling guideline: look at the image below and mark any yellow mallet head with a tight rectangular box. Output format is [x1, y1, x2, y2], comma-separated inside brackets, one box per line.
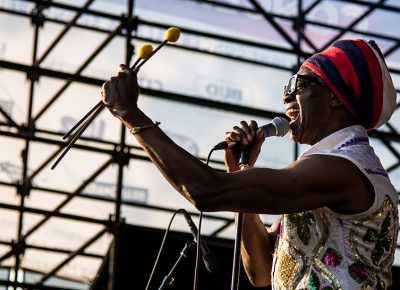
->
[164, 27, 181, 42]
[138, 43, 154, 59]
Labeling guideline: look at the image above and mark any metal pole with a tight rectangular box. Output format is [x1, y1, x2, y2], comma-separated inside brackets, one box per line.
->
[158, 241, 196, 290]
[230, 212, 243, 290]
[11, 1, 46, 287]
[293, 0, 303, 162]
[108, 2, 135, 289]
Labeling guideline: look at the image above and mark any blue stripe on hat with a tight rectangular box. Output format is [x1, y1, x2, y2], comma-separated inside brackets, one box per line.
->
[332, 40, 374, 127]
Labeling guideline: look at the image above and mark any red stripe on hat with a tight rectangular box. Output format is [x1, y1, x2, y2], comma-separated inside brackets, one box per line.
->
[301, 61, 357, 117]
[353, 39, 383, 130]
[320, 47, 360, 99]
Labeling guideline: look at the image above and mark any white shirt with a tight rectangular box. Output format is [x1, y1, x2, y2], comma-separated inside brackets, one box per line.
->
[271, 125, 399, 290]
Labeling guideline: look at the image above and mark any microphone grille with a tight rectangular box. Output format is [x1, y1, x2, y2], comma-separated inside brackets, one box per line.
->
[271, 117, 290, 137]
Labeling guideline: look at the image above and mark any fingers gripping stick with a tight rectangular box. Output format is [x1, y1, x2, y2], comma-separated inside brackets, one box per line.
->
[51, 27, 181, 170]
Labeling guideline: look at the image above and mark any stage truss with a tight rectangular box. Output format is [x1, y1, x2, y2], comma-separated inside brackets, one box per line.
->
[0, 0, 399, 289]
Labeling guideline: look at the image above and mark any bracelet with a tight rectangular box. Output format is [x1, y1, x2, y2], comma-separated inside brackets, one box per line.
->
[129, 121, 161, 134]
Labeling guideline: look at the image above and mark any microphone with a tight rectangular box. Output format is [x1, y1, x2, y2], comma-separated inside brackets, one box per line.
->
[180, 209, 219, 273]
[213, 117, 290, 150]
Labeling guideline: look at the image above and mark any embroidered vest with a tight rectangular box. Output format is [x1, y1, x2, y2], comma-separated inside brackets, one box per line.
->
[271, 126, 399, 290]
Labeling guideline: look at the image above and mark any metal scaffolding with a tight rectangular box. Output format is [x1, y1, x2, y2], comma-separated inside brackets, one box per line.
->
[0, 0, 399, 289]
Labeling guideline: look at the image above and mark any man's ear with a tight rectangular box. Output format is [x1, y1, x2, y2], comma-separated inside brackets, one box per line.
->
[329, 93, 343, 107]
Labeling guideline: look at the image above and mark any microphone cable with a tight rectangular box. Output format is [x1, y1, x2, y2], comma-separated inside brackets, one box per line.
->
[145, 208, 183, 290]
[145, 147, 217, 290]
[193, 211, 203, 290]
[193, 147, 216, 290]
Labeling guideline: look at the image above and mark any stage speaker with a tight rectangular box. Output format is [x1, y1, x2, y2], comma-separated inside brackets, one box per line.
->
[89, 223, 266, 290]
[89, 223, 399, 290]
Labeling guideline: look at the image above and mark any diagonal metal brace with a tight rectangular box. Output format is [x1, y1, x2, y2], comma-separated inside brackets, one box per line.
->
[320, 0, 386, 51]
[0, 158, 114, 263]
[33, 22, 123, 122]
[37, 227, 108, 284]
[247, 0, 308, 59]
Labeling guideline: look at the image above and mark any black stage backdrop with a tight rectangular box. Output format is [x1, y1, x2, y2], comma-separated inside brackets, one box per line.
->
[90, 223, 399, 290]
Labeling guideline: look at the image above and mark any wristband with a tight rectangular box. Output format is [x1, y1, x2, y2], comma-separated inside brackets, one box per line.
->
[129, 121, 160, 134]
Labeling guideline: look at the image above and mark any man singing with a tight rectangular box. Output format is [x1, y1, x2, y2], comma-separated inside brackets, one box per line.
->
[101, 39, 399, 289]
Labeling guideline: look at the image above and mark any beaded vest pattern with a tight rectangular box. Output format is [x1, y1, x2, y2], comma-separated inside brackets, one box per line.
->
[271, 126, 399, 290]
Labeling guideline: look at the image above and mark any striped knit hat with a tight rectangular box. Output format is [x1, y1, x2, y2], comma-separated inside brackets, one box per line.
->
[301, 39, 397, 130]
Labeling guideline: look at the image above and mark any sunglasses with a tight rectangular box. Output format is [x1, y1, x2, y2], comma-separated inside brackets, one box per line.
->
[284, 74, 326, 96]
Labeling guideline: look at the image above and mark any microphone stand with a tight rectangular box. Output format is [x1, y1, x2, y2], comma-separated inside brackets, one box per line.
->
[231, 212, 243, 290]
[230, 147, 250, 290]
[158, 240, 196, 290]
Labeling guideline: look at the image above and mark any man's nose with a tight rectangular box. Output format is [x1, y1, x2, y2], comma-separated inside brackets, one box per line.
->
[283, 92, 295, 104]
